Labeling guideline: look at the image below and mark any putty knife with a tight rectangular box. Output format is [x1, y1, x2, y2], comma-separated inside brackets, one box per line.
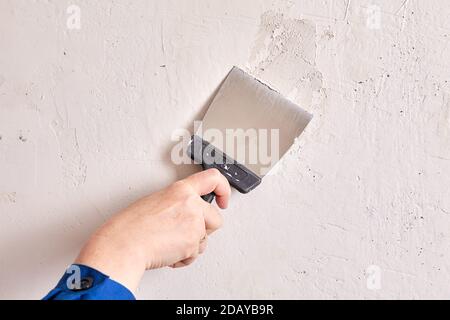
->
[188, 67, 312, 203]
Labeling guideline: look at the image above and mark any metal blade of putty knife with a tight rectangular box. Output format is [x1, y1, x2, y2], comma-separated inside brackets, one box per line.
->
[188, 66, 313, 203]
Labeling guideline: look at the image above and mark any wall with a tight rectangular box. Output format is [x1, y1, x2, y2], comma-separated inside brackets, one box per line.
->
[1, 0, 450, 299]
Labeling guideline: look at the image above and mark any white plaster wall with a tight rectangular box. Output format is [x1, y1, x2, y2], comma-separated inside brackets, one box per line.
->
[1, 0, 450, 299]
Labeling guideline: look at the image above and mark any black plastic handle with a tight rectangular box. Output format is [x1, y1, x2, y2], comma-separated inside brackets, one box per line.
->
[201, 192, 215, 203]
[187, 136, 262, 200]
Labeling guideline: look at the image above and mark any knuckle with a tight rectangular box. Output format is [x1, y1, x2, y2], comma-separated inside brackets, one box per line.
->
[183, 239, 199, 258]
[182, 194, 200, 209]
[171, 180, 192, 195]
[216, 214, 224, 228]
[193, 225, 204, 239]
[199, 240, 208, 254]
[209, 168, 222, 179]
[181, 202, 203, 224]
[184, 227, 202, 246]
[209, 206, 224, 229]
[182, 248, 192, 260]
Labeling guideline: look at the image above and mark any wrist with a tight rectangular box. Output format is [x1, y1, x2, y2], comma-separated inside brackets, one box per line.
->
[75, 233, 146, 293]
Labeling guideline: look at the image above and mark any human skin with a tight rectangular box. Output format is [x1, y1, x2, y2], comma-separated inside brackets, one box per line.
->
[75, 168, 231, 293]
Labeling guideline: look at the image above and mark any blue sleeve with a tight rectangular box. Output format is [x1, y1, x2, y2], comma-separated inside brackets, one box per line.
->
[43, 264, 136, 300]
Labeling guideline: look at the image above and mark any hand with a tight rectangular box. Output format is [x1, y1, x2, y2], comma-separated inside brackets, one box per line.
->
[74, 169, 231, 293]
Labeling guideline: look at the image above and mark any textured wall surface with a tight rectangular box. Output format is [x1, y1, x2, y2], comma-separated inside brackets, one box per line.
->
[1, 0, 450, 299]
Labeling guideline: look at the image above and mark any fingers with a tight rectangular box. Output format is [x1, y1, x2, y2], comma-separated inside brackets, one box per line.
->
[171, 258, 195, 268]
[184, 169, 231, 209]
[201, 202, 223, 235]
[170, 236, 208, 268]
[199, 236, 208, 254]
[169, 169, 228, 269]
